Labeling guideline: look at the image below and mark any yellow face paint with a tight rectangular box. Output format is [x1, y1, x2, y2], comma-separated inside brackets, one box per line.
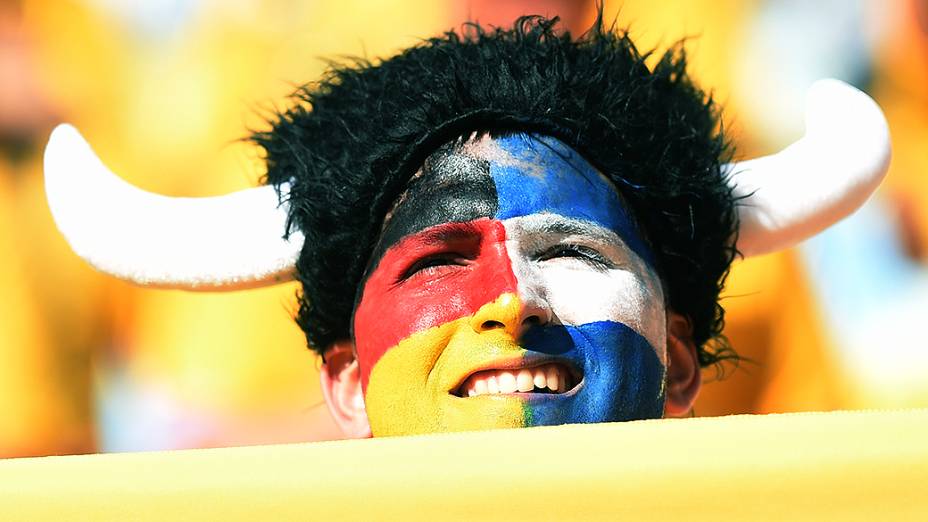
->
[364, 294, 529, 436]
[354, 136, 671, 436]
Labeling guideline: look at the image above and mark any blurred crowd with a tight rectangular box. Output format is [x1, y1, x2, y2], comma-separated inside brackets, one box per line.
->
[1, 0, 926, 458]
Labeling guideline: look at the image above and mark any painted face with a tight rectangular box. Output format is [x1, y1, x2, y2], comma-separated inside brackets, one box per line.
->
[353, 133, 667, 436]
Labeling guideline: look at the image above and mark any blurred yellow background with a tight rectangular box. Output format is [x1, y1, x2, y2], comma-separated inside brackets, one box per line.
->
[2, 0, 926, 458]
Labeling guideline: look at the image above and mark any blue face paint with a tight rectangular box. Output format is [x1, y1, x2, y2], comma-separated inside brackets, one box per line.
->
[490, 134, 654, 266]
[521, 321, 666, 425]
[358, 133, 668, 435]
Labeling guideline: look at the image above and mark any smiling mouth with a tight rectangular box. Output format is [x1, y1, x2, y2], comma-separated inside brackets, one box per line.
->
[454, 362, 579, 397]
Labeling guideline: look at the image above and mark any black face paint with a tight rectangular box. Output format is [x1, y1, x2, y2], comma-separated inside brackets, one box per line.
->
[367, 145, 499, 274]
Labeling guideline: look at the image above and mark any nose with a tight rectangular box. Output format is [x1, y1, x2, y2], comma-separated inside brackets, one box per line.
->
[470, 291, 552, 338]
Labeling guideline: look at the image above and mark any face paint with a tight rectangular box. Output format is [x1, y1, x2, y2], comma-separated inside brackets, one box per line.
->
[353, 133, 666, 436]
[489, 134, 654, 266]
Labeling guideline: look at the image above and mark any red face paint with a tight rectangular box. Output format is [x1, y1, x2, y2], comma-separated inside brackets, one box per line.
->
[353, 218, 518, 390]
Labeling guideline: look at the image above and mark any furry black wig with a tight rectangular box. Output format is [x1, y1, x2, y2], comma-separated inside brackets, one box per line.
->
[253, 15, 738, 367]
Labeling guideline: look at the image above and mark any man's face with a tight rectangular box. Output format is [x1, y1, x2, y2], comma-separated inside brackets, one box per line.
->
[352, 134, 667, 436]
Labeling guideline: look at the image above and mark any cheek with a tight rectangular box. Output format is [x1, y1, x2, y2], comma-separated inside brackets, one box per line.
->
[512, 256, 666, 361]
[511, 255, 668, 424]
[352, 219, 519, 391]
[363, 320, 459, 435]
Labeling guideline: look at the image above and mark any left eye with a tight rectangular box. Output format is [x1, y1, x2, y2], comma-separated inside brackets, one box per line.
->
[537, 244, 613, 269]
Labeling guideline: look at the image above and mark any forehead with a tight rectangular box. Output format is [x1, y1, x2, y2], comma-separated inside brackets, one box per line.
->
[373, 133, 650, 264]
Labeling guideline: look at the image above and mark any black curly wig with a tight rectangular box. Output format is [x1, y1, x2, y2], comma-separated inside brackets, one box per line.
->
[253, 15, 738, 367]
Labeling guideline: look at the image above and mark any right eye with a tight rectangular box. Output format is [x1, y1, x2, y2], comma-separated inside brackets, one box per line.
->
[400, 253, 469, 281]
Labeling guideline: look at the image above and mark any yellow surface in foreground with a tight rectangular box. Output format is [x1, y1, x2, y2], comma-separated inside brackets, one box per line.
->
[2, 409, 927, 521]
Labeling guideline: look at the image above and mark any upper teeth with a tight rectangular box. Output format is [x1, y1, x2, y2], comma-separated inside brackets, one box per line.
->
[458, 363, 573, 397]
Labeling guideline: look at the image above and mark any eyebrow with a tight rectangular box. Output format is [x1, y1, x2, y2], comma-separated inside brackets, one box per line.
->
[414, 221, 484, 246]
[521, 216, 616, 243]
[535, 219, 601, 237]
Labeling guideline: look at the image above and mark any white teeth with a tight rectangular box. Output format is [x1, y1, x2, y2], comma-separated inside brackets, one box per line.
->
[475, 378, 488, 396]
[546, 366, 558, 392]
[487, 376, 499, 394]
[459, 363, 575, 397]
[498, 371, 518, 394]
[533, 369, 547, 389]
[517, 369, 534, 392]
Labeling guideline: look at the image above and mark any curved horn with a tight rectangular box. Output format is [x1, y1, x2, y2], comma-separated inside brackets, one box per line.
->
[730, 79, 891, 257]
[44, 124, 303, 290]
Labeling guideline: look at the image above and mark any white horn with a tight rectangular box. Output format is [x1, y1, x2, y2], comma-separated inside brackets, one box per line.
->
[44, 124, 303, 290]
[729, 79, 891, 257]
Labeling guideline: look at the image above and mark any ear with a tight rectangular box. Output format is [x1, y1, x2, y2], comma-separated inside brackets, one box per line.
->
[663, 311, 701, 417]
[319, 340, 372, 438]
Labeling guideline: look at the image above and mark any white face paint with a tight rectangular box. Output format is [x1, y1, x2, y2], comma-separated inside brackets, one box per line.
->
[355, 133, 670, 433]
[502, 213, 667, 363]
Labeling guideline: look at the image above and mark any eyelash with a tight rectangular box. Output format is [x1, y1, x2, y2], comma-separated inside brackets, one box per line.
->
[400, 253, 468, 281]
[398, 243, 613, 282]
[538, 244, 614, 269]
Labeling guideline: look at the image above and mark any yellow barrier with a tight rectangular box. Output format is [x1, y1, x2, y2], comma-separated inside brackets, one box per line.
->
[2, 409, 927, 520]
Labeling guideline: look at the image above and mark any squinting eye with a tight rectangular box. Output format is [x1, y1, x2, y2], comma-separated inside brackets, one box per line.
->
[537, 244, 614, 269]
[400, 253, 469, 281]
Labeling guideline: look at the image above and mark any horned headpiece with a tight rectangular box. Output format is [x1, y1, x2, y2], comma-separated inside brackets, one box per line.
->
[45, 79, 890, 290]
